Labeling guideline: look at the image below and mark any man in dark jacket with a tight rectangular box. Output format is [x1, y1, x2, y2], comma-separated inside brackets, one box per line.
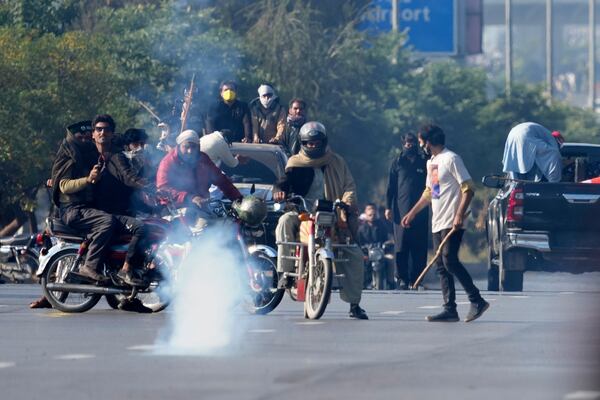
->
[205, 80, 252, 143]
[249, 84, 286, 143]
[385, 133, 428, 290]
[280, 98, 307, 156]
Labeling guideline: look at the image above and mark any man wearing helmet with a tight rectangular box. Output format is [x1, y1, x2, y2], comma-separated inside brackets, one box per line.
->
[273, 122, 368, 320]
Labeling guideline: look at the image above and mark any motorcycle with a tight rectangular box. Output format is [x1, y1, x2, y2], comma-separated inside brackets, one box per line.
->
[276, 195, 358, 319]
[0, 233, 45, 283]
[362, 241, 395, 290]
[36, 194, 282, 314]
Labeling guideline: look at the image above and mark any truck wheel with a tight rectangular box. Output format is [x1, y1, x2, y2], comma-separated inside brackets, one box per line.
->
[487, 246, 499, 291]
[501, 270, 524, 292]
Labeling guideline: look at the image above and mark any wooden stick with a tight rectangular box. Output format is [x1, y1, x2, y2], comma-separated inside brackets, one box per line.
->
[411, 227, 457, 289]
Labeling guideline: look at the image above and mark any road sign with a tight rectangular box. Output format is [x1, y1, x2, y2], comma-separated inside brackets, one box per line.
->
[359, 0, 457, 55]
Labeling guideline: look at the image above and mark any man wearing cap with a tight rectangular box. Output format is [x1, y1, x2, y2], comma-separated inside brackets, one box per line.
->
[249, 84, 286, 144]
[205, 80, 252, 143]
[156, 129, 242, 212]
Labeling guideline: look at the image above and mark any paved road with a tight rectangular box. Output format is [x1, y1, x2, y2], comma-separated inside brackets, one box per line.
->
[1, 272, 600, 400]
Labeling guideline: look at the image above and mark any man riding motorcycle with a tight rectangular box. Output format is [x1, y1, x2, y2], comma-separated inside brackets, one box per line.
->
[273, 122, 368, 320]
[156, 129, 243, 226]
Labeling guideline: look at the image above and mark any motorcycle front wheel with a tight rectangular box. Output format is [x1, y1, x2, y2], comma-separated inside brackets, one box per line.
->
[243, 252, 284, 315]
[41, 249, 102, 313]
[305, 256, 333, 319]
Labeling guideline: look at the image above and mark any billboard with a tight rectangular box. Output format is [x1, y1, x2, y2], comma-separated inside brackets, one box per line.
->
[359, 0, 457, 55]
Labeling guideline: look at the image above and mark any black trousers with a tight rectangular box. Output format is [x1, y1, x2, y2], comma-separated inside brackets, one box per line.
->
[432, 229, 482, 310]
[395, 232, 428, 285]
[113, 215, 152, 268]
[61, 207, 116, 271]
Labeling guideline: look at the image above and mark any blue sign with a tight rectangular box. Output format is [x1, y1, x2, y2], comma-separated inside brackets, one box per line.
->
[359, 0, 457, 55]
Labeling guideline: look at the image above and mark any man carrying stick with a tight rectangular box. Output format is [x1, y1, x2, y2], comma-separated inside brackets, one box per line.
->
[402, 124, 489, 322]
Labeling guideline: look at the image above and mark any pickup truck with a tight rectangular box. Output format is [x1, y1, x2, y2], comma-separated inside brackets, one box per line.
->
[483, 142, 600, 291]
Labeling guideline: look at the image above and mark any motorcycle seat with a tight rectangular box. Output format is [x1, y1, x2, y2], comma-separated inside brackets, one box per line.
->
[0, 234, 32, 247]
[48, 218, 87, 242]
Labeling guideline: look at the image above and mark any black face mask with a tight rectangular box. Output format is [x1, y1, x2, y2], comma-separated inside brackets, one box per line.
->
[403, 145, 418, 157]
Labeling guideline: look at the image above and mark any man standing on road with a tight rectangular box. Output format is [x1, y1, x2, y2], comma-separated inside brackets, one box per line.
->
[385, 133, 428, 290]
[273, 121, 368, 320]
[402, 125, 489, 322]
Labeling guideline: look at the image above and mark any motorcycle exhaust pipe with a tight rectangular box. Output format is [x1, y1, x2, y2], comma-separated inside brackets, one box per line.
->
[45, 282, 131, 295]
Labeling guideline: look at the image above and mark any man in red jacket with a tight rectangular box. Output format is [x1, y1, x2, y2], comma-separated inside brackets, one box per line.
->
[156, 130, 242, 218]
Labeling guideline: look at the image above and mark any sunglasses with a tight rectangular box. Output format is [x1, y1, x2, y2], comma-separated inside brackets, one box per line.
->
[261, 93, 274, 98]
[94, 126, 112, 132]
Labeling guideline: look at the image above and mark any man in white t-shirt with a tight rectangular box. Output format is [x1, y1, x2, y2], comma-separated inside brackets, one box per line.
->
[402, 125, 489, 323]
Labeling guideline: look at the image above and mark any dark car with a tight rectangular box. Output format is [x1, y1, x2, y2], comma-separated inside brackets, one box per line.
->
[219, 143, 288, 247]
[483, 142, 600, 291]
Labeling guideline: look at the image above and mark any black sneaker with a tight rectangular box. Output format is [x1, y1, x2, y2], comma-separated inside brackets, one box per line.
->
[117, 270, 144, 287]
[464, 300, 490, 322]
[118, 298, 153, 313]
[349, 304, 369, 320]
[426, 309, 459, 322]
[75, 265, 110, 284]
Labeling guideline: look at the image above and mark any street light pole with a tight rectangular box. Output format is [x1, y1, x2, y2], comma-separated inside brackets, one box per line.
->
[505, 0, 513, 97]
[589, 0, 596, 109]
[546, 0, 553, 101]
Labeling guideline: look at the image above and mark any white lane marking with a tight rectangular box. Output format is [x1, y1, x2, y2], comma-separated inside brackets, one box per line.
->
[295, 321, 325, 325]
[509, 295, 530, 299]
[564, 390, 600, 400]
[54, 354, 95, 360]
[127, 345, 157, 351]
[419, 305, 441, 309]
[248, 329, 275, 333]
[487, 298, 497, 302]
[559, 292, 576, 295]
[456, 301, 471, 305]
[0, 305, 8, 308]
[380, 311, 405, 315]
[0, 362, 16, 369]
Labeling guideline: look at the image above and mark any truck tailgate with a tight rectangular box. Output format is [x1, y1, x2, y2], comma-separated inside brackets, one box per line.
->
[521, 183, 600, 248]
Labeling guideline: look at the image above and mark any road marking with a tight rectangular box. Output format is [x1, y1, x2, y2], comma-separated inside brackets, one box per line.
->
[54, 354, 95, 360]
[248, 329, 275, 333]
[0, 362, 16, 369]
[39, 312, 74, 318]
[380, 311, 405, 315]
[419, 305, 441, 309]
[0, 305, 8, 308]
[456, 301, 471, 305]
[295, 321, 325, 325]
[508, 295, 530, 299]
[559, 292, 576, 295]
[564, 390, 600, 400]
[127, 344, 157, 351]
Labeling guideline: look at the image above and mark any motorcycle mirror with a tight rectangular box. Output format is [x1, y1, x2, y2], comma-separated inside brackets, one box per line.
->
[250, 183, 256, 194]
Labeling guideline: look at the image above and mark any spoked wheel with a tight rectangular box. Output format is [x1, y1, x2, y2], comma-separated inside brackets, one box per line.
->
[305, 256, 333, 319]
[41, 249, 101, 313]
[243, 253, 284, 315]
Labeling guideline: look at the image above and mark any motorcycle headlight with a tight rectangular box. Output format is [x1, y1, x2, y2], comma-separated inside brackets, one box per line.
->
[368, 247, 385, 261]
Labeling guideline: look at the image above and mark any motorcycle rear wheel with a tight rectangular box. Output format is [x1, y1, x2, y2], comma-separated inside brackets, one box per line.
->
[41, 249, 101, 313]
[305, 256, 332, 319]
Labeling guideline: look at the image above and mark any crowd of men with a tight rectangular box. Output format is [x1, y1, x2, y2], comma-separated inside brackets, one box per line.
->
[30, 79, 496, 323]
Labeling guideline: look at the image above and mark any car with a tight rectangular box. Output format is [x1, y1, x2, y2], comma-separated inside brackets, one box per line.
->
[218, 143, 288, 247]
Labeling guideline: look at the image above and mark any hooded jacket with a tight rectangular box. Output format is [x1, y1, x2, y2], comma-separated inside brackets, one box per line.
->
[249, 97, 286, 143]
[156, 148, 242, 207]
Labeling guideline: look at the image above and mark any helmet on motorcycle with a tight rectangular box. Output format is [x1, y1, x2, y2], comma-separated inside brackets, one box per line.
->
[299, 121, 328, 159]
[232, 195, 268, 227]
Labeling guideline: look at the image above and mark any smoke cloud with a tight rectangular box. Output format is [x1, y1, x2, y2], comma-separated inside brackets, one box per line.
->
[156, 223, 245, 355]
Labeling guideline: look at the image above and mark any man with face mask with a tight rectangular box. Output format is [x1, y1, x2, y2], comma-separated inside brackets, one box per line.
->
[156, 129, 242, 211]
[385, 133, 428, 290]
[281, 98, 307, 155]
[273, 122, 368, 320]
[205, 80, 252, 143]
[249, 84, 287, 144]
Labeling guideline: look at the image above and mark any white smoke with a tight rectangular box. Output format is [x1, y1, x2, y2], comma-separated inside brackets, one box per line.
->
[156, 224, 245, 355]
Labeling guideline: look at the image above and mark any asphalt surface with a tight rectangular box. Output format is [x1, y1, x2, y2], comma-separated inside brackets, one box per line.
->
[1, 272, 600, 400]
